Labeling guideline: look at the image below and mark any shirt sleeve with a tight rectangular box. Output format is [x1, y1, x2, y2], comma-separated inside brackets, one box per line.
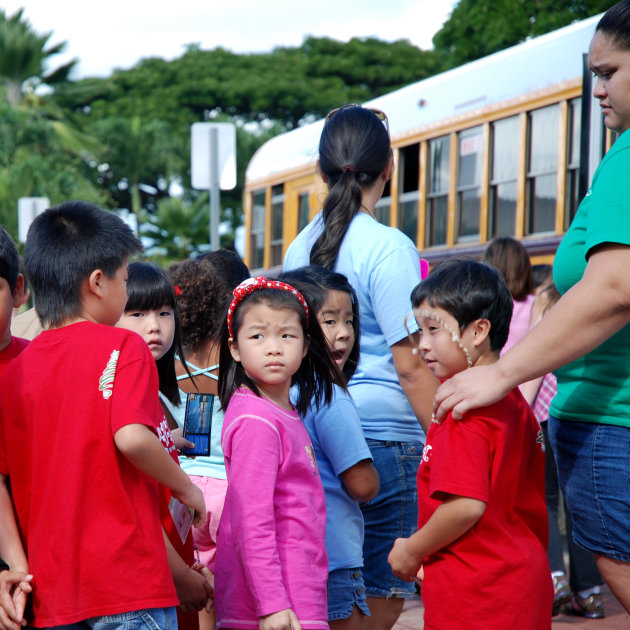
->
[313, 391, 372, 476]
[223, 415, 291, 616]
[429, 417, 491, 503]
[368, 238, 422, 346]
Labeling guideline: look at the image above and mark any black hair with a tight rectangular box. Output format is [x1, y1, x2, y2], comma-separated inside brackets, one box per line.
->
[531, 264, 552, 291]
[310, 105, 391, 270]
[410, 258, 513, 352]
[483, 236, 532, 301]
[195, 249, 250, 291]
[124, 262, 190, 405]
[597, 0, 630, 49]
[279, 265, 360, 382]
[0, 226, 20, 292]
[218, 281, 345, 415]
[24, 201, 142, 327]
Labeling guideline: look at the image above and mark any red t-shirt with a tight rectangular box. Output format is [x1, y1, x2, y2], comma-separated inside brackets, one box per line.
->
[0, 321, 178, 627]
[0, 336, 29, 380]
[156, 410, 199, 630]
[418, 388, 552, 630]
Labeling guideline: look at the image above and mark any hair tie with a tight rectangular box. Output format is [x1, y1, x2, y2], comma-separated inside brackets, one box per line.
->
[227, 276, 309, 338]
[174, 285, 182, 297]
[341, 164, 358, 174]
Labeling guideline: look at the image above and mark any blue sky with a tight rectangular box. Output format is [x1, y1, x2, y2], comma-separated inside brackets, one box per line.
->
[3, 0, 457, 78]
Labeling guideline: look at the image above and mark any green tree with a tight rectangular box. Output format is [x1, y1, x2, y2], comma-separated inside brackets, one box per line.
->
[434, 0, 612, 67]
[0, 8, 76, 106]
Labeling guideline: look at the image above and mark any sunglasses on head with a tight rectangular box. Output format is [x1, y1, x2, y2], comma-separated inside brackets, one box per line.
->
[325, 104, 389, 133]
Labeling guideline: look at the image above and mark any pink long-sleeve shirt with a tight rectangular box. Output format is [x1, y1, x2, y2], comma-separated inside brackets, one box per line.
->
[215, 388, 329, 630]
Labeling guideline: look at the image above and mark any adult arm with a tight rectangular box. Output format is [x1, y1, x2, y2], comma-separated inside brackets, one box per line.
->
[0, 476, 31, 630]
[114, 424, 205, 525]
[391, 337, 439, 433]
[388, 494, 486, 581]
[435, 244, 630, 420]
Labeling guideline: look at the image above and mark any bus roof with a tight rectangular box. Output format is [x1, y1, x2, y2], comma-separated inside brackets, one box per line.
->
[246, 14, 601, 186]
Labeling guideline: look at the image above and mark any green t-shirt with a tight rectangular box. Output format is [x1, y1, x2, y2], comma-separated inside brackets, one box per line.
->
[551, 128, 630, 427]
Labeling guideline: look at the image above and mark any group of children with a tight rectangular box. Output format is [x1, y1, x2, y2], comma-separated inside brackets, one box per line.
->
[0, 200, 553, 630]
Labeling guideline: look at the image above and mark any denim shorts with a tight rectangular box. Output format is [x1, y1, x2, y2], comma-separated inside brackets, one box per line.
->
[360, 439, 422, 599]
[41, 607, 178, 630]
[548, 416, 630, 562]
[327, 568, 370, 621]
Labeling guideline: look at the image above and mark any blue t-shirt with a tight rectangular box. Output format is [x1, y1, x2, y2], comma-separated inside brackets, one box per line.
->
[284, 212, 424, 442]
[297, 385, 372, 571]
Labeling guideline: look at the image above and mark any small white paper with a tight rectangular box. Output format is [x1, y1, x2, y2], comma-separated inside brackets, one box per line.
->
[169, 497, 194, 543]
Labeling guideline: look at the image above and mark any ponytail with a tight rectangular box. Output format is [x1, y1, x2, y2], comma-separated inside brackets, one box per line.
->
[310, 105, 391, 270]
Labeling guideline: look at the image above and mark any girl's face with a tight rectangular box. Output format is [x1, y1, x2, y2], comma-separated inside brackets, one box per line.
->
[413, 302, 474, 380]
[117, 304, 176, 361]
[590, 31, 630, 134]
[317, 290, 355, 371]
[229, 303, 308, 398]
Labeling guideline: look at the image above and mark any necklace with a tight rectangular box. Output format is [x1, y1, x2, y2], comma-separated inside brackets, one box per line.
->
[360, 204, 376, 219]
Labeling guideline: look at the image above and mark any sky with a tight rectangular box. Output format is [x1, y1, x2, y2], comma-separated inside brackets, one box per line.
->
[2, 0, 458, 79]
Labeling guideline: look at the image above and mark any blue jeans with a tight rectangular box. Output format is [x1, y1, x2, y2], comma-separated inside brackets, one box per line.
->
[327, 568, 370, 621]
[361, 440, 422, 598]
[549, 416, 630, 562]
[40, 607, 178, 630]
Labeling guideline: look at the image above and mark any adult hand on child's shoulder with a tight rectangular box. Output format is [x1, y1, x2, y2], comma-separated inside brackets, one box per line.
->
[388, 537, 423, 582]
[259, 608, 301, 630]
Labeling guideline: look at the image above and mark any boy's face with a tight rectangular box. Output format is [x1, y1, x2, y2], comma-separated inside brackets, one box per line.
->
[0, 275, 23, 350]
[413, 301, 474, 380]
[99, 263, 129, 326]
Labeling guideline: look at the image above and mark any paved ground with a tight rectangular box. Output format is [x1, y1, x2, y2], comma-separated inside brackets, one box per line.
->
[394, 585, 629, 629]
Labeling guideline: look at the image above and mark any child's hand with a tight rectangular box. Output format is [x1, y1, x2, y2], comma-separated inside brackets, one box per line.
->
[388, 537, 423, 582]
[259, 609, 301, 630]
[170, 428, 195, 453]
[0, 571, 32, 630]
[174, 483, 206, 527]
[174, 566, 214, 613]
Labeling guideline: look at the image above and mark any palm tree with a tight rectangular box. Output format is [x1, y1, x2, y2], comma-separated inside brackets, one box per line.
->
[0, 8, 76, 106]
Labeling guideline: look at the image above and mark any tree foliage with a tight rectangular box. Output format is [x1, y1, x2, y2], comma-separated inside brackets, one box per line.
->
[433, 0, 612, 67]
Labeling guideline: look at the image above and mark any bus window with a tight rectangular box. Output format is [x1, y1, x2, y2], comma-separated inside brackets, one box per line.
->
[426, 135, 450, 248]
[270, 185, 285, 267]
[375, 180, 391, 225]
[297, 192, 310, 233]
[526, 105, 559, 234]
[398, 143, 420, 243]
[456, 126, 483, 242]
[250, 190, 266, 269]
[565, 98, 581, 229]
[489, 116, 519, 238]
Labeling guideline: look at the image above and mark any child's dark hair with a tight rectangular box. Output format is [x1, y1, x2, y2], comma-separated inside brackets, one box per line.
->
[170, 251, 250, 351]
[310, 105, 391, 270]
[124, 262, 189, 405]
[411, 258, 513, 352]
[218, 280, 345, 415]
[483, 236, 532, 301]
[279, 265, 360, 382]
[598, 0, 630, 50]
[24, 201, 142, 327]
[0, 226, 20, 292]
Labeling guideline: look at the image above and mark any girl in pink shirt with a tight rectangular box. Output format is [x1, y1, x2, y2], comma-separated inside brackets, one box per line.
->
[216, 277, 345, 630]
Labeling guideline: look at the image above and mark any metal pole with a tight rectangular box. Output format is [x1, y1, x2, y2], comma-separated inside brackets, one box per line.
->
[209, 127, 221, 250]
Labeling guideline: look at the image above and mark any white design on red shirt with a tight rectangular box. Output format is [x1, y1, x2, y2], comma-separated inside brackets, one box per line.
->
[98, 350, 120, 399]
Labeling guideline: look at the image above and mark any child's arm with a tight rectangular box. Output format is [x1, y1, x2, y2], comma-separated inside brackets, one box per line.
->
[163, 530, 214, 613]
[339, 459, 379, 503]
[113, 424, 205, 525]
[0, 476, 31, 630]
[388, 494, 486, 581]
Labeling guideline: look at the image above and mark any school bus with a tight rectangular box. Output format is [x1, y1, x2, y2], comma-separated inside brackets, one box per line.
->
[243, 14, 610, 272]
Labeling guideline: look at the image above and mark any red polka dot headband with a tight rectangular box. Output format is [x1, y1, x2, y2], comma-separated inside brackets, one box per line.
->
[227, 276, 310, 338]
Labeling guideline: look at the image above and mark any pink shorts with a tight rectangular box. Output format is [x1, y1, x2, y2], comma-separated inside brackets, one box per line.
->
[190, 475, 228, 573]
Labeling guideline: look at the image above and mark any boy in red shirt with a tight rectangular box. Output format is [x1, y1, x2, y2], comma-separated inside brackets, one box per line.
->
[388, 259, 552, 630]
[0, 202, 205, 630]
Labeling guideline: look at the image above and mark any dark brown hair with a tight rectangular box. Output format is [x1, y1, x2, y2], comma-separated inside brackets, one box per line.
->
[483, 237, 532, 301]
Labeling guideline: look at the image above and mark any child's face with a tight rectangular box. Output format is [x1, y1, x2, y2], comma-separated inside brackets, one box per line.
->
[117, 304, 176, 361]
[0, 275, 23, 349]
[229, 303, 308, 393]
[317, 290, 355, 371]
[414, 301, 474, 380]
